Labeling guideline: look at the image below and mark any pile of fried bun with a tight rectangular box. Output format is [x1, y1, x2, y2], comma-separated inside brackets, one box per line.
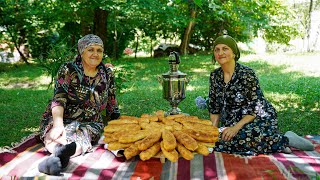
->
[103, 110, 219, 162]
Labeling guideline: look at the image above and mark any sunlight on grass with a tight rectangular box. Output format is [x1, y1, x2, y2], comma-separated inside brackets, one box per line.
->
[313, 102, 319, 111]
[37, 75, 51, 84]
[187, 85, 204, 91]
[190, 68, 209, 73]
[141, 76, 151, 81]
[242, 53, 320, 77]
[267, 92, 303, 110]
[0, 74, 50, 90]
[119, 86, 135, 93]
[21, 127, 39, 133]
[132, 62, 147, 69]
[120, 83, 162, 93]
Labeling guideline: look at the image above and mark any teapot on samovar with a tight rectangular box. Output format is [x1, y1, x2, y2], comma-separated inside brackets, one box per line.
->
[158, 51, 189, 115]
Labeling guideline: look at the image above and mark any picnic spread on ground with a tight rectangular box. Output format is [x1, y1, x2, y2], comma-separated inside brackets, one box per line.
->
[0, 111, 319, 179]
[0, 35, 320, 179]
[103, 112, 219, 163]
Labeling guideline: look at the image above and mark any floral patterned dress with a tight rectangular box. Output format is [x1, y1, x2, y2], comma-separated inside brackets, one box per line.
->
[208, 63, 288, 155]
[39, 60, 120, 153]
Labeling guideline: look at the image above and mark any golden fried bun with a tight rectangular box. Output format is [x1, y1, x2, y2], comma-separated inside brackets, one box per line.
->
[137, 117, 150, 123]
[119, 115, 138, 119]
[182, 129, 217, 143]
[197, 141, 216, 148]
[139, 142, 161, 161]
[166, 114, 186, 120]
[180, 121, 219, 136]
[137, 131, 162, 151]
[108, 119, 138, 125]
[118, 130, 150, 143]
[160, 141, 179, 162]
[176, 143, 194, 160]
[173, 131, 198, 151]
[195, 144, 210, 156]
[107, 141, 132, 150]
[162, 129, 177, 151]
[124, 143, 141, 160]
[104, 124, 140, 133]
[162, 118, 182, 131]
[140, 114, 150, 118]
[174, 117, 212, 126]
[155, 110, 165, 118]
[103, 134, 117, 143]
[148, 116, 159, 122]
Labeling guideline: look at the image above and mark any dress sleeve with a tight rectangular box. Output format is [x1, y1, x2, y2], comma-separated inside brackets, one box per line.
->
[243, 70, 264, 117]
[208, 71, 220, 114]
[105, 69, 120, 120]
[51, 63, 71, 109]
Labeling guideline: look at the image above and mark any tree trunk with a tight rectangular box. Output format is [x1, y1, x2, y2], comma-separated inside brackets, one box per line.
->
[150, 38, 153, 57]
[93, 8, 108, 50]
[81, 21, 91, 36]
[5, 25, 29, 64]
[180, 4, 196, 55]
[180, 20, 195, 55]
[135, 34, 139, 59]
[312, 23, 320, 48]
[306, 0, 313, 52]
[112, 26, 118, 60]
[112, 32, 118, 59]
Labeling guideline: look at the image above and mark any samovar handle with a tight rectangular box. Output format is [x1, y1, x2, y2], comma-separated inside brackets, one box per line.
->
[173, 51, 180, 64]
[186, 76, 192, 84]
[169, 51, 180, 64]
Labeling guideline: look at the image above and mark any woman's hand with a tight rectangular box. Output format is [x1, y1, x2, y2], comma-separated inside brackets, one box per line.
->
[48, 126, 66, 144]
[210, 113, 220, 127]
[221, 115, 255, 141]
[221, 126, 240, 141]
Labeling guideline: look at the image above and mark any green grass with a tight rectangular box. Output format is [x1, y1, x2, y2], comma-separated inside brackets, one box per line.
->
[0, 63, 52, 147]
[0, 53, 319, 147]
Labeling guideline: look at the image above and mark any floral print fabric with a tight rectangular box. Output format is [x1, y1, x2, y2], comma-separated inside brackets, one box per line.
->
[208, 63, 288, 155]
[39, 60, 120, 152]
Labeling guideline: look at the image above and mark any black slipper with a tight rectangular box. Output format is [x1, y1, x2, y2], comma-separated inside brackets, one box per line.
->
[55, 142, 77, 168]
[38, 156, 62, 175]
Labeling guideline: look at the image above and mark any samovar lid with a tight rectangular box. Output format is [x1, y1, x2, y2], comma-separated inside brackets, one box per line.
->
[162, 51, 187, 78]
[169, 51, 180, 65]
[162, 70, 186, 78]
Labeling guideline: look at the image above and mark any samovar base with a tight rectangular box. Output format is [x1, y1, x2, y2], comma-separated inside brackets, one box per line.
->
[165, 107, 189, 116]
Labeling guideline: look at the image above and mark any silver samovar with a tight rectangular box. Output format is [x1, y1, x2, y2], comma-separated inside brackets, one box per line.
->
[158, 51, 189, 115]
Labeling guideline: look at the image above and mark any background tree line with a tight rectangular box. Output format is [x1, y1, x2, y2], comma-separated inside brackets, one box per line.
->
[0, 0, 319, 64]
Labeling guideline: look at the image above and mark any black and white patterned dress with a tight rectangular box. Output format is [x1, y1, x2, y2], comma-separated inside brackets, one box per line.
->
[208, 63, 288, 155]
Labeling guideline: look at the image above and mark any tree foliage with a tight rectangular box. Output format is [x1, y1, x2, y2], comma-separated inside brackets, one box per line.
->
[0, 0, 306, 63]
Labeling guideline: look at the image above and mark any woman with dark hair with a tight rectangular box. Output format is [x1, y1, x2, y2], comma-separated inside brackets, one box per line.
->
[208, 35, 314, 155]
[38, 34, 120, 175]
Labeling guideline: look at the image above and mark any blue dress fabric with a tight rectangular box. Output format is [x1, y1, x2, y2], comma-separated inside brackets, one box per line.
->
[208, 63, 288, 155]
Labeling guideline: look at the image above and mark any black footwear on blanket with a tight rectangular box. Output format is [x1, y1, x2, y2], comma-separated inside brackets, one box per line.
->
[38, 156, 62, 175]
[54, 142, 76, 168]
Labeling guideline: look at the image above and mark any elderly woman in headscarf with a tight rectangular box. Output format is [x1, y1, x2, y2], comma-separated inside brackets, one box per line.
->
[38, 34, 120, 175]
[209, 35, 314, 155]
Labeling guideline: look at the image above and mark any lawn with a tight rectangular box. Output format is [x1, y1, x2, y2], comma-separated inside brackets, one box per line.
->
[0, 53, 319, 148]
